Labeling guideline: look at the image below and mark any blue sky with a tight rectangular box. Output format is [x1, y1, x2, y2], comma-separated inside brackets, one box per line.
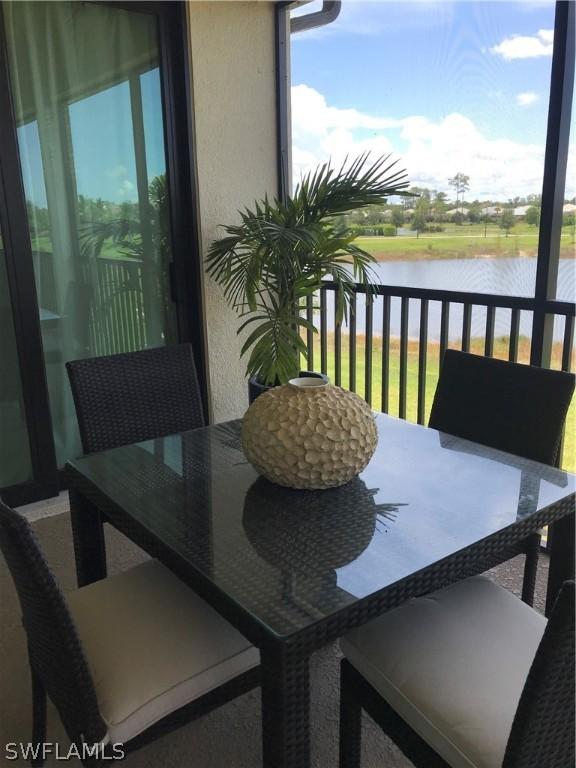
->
[291, 0, 574, 201]
[17, 3, 574, 209]
[18, 68, 165, 209]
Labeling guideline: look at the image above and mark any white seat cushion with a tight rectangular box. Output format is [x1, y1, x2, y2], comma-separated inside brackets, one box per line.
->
[67, 559, 260, 744]
[340, 576, 546, 768]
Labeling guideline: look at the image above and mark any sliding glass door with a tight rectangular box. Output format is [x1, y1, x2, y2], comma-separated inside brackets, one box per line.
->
[0, 1, 205, 504]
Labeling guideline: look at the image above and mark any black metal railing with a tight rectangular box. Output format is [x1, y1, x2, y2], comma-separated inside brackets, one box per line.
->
[303, 282, 576, 469]
[91, 256, 174, 356]
[90, 255, 146, 356]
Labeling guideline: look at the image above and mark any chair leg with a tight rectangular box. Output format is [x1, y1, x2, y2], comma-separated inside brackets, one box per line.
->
[522, 532, 541, 606]
[339, 660, 362, 768]
[30, 667, 46, 767]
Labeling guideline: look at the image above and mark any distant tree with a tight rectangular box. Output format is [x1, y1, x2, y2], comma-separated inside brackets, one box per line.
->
[404, 186, 427, 211]
[391, 206, 404, 234]
[525, 206, 540, 227]
[411, 210, 427, 237]
[448, 173, 470, 206]
[499, 207, 515, 237]
[411, 193, 431, 238]
[433, 191, 448, 222]
[25, 201, 50, 241]
[364, 204, 385, 225]
[467, 201, 482, 224]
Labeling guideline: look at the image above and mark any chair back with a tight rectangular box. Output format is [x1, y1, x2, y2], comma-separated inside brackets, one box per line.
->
[0, 500, 106, 743]
[429, 350, 575, 465]
[66, 343, 205, 454]
[504, 580, 575, 768]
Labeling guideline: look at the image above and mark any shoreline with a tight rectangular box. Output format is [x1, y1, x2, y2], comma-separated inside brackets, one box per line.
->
[316, 331, 566, 353]
[370, 247, 575, 262]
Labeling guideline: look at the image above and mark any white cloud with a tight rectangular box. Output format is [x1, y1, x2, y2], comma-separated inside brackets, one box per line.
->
[291, 84, 400, 138]
[291, 84, 575, 201]
[516, 91, 539, 106]
[116, 179, 135, 198]
[106, 164, 128, 180]
[490, 29, 553, 60]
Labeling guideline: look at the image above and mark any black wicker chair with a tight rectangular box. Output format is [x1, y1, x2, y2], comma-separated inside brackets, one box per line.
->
[428, 350, 575, 604]
[66, 343, 205, 455]
[0, 500, 260, 767]
[339, 577, 575, 768]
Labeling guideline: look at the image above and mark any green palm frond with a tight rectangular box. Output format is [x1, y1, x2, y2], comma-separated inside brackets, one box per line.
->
[207, 153, 411, 385]
[79, 217, 142, 259]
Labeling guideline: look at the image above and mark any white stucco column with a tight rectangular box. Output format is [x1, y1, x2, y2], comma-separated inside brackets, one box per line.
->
[187, 0, 279, 422]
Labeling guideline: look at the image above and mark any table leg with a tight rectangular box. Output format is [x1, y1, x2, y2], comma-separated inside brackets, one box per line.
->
[69, 488, 107, 587]
[261, 644, 310, 768]
[546, 510, 575, 617]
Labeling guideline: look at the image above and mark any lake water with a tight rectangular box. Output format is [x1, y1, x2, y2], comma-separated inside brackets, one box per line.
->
[323, 257, 575, 343]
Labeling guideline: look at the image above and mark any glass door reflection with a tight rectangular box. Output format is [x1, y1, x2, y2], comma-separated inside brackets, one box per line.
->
[5, 1, 178, 466]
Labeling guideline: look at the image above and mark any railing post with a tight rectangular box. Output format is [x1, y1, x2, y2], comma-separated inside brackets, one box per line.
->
[439, 301, 450, 366]
[461, 304, 472, 353]
[320, 289, 327, 375]
[364, 297, 373, 405]
[381, 294, 390, 413]
[306, 294, 314, 371]
[509, 309, 520, 362]
[349, 293, 356, 392]
[399, 298, 409, 419]
[334, 287, 342, 387]
[417, 299, 428, 425]
[484, 306, 495, 358]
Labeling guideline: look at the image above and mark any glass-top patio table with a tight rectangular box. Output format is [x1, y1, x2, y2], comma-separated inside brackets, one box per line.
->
[66, 414, 575, 768]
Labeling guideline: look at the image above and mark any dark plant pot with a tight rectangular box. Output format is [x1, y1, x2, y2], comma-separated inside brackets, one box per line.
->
[248, 370, 329, 404]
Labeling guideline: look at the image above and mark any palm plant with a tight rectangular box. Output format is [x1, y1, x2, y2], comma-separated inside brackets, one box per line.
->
[206, 154, 411, 386]
[78, 174, 169, 264]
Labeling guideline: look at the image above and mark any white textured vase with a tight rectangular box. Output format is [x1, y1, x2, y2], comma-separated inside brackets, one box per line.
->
[241, 378, 378, 489]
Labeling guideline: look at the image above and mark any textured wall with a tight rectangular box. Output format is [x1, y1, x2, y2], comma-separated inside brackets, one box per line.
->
[187, 1, 278, 422]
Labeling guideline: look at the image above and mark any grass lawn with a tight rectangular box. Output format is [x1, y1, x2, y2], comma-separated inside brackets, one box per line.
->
[31, 234, 141, 261]
[357, 222, 575, 261]
[302, 333, 575, 473]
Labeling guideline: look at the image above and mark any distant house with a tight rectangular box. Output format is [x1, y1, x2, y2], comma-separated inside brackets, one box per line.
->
[563, 203, 576, 214]
[513, 205, 531, 217]
[446, 207, 467, 217]
[481, 206, 502, 217]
